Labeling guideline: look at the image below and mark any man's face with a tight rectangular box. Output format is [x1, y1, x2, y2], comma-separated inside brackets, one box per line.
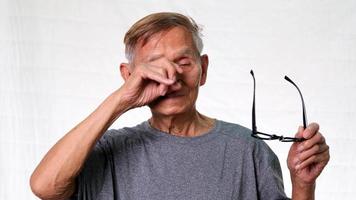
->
[132, 26, 208, 116]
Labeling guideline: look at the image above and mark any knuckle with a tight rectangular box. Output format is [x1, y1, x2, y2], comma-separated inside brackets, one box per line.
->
[157, 67, 165, 74]
[321, 144, 329, 152]
[316, 145, 321, 152]
[304, 141, 311, 148]
[167, 65, 176, 74]
[320, 135, 325, 143]
[315, 133, 322, 142]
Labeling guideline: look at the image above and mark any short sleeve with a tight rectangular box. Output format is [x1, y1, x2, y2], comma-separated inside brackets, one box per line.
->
[69, 131, 113, 200]
[254, 141, 291, 200]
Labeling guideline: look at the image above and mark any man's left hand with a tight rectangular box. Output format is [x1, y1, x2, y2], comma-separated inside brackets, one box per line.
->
[287, 123, 330, 186]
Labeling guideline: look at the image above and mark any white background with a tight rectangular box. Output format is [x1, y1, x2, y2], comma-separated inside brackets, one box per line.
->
[1, 0, 355, 199]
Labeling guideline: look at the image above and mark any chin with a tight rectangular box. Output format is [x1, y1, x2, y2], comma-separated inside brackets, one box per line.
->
[149, 99, 192, 117]
[150, 105, 187, 117]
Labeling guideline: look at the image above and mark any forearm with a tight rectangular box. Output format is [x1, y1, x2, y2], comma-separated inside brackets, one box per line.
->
[30, 89, 129, 199]
[291, 180, 315, 200]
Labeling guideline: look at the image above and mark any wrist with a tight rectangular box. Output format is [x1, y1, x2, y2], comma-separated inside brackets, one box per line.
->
[291, 180, 315, 200]
[110, 88, 134, 115]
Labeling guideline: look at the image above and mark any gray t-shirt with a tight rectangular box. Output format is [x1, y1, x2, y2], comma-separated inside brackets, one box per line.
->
[70, 120, 289, 200]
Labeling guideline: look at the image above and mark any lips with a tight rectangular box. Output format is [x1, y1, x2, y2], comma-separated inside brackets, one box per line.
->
[164, 91, 184, 98]
[153, 92, 182, 103]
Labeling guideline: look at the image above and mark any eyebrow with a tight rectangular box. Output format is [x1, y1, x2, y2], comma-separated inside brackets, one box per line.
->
[146, 47, 195, 62]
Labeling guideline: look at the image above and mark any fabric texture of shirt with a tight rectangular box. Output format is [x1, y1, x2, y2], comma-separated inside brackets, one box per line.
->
[70, 120, 290, 200]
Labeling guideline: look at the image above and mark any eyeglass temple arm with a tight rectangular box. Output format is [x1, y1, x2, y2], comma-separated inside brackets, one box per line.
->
[284, 76, 308, 129]
[250, 70, 257, 132]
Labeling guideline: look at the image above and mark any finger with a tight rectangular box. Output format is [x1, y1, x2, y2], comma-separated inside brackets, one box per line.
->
[175, 65, 184, 74]
[140, 65, 175, 85]
[299, 132, 325, 152]
[157, 58, 178, 81]
[296, 150, 329, 171]
[303, 122, 320, 139]
[169, 79, 182, 91]
[155, 59, 184, 94]
[295, 126, 304, 138]
[144, 63, 169, 78]
[298, 143, 329, 162]
[158, 83, 168, 96]
[172, 61, 184, 74]
[293, 126, 304, 150]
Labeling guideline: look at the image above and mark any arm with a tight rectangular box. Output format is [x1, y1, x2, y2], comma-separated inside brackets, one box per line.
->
[30, 61, 180, 199]
[30, 89, 129, 199]
[287, 123, 330, 200]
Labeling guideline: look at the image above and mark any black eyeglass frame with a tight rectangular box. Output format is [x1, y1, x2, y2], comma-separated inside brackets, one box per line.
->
[250, 70, 307, 142]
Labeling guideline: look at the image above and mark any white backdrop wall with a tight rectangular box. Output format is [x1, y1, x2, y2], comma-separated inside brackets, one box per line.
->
[1, 0, 355, 199]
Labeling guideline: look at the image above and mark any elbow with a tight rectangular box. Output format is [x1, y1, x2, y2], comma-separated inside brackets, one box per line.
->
[30, 174, 47, 199]
[30, 173, 74, 200]
[30, 173, 53, 199]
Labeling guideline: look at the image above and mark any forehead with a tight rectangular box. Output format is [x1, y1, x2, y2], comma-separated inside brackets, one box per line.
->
[134, 27, 196, 62]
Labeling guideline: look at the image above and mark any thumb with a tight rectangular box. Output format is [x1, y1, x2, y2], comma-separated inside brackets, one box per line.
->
[295, 126, 304, 138]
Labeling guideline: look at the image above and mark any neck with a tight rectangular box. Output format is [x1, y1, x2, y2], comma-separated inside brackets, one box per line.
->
[149, 109, 214, 137]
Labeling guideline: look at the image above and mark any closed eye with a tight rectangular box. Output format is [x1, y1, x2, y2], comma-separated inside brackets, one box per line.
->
[179, 62, 191, 66]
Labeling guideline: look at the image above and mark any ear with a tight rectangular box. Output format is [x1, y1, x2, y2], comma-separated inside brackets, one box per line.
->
[199, 54, 209, 86]
[120, 63, 131, 82]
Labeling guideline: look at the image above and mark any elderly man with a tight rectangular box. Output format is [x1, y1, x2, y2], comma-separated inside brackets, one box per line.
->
[30, 12, 329, 200]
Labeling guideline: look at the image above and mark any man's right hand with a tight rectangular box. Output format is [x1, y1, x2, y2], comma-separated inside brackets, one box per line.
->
[118, 60, 183, 110]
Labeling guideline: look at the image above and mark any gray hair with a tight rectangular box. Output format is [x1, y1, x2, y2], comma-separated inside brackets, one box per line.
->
[124, 12, 203, 62]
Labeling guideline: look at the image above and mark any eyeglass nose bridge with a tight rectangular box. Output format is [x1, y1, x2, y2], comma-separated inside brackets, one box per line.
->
[278, 135, 285, 141]
[271, 134, 282, 140]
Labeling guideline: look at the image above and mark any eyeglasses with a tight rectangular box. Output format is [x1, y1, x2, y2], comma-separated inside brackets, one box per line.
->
[250, 70, 306, 142]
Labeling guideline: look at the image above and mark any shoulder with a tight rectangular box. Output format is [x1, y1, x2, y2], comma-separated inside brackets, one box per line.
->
[216, 119, 257, 145]
[216, 119, 276, 157]
[95, 122, 149, 149]
[217, 120, 252, 139]
[105, 122, 147, 138]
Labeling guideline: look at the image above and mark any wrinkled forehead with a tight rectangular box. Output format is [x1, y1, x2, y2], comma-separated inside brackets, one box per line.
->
[133, 27, 198, 63]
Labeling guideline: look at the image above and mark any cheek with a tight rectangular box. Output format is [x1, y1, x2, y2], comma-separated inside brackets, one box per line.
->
[181, 68, 202, 87]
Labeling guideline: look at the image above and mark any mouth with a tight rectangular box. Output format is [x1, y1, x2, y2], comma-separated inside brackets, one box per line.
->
[156, 91, 185, 102]
[149, 91, 185, 107]
[164, 92, 183, 98]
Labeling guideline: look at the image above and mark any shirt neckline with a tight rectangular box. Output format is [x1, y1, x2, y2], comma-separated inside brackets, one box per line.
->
[142, 119, 221, 145]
